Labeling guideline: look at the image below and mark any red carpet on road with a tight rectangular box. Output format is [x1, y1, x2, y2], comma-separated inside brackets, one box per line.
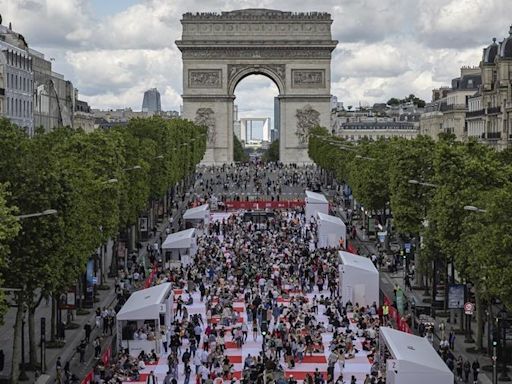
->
[284, 371, 327, 380]
[228, 355, 242, 364]
[301, 355, 327, 364]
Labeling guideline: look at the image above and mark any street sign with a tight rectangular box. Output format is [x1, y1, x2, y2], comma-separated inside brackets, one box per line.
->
[404, 243, 412, 254]
[464, 302, 475, 315]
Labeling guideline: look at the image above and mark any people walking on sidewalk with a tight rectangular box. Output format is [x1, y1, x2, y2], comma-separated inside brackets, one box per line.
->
[471, 359, 480, 384]
[83, 321, 92, 343]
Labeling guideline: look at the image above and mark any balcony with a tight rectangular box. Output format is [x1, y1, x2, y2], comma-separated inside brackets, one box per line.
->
[483, 131, 501, 140]
[487, 106, 501, 114]
[440, 103, 467, 112]
[466, 109, 484, 118]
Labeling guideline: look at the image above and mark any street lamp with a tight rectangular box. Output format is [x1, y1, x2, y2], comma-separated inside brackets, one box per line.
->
[355, 154, 376, 161]
[15, 209, 58, 220]
[463, 205, 487, 213]
[408, 179, 437, 188]
[261, 321, 268, 384]
[124, 165, 142, 171]
[498, 308, 510, 381]
[101, 178, 118, 184]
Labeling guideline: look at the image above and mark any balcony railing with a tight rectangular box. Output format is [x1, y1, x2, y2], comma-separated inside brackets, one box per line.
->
[466, 109, 484, 118]
[487, 106, 501, 114]
[484, 131, 501, 139]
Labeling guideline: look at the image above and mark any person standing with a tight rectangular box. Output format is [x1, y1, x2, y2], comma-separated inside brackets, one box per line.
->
[146, 371, 158, 384]
[471, 359, 480, 384]
[455, 356, 463, 381]
[463, 359, 471, 383]
[83, 321, 92, 343]
[449, 328, 456, 350]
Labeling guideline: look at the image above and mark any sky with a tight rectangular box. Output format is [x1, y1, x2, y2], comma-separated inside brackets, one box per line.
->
[1, 0, 511, 119]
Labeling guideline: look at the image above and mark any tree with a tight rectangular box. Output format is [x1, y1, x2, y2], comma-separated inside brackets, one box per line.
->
[262, 140, 279, 163]
[387, 98, 400, 106]
[0, 183, 20, 321]
[233, 134, 249, 162]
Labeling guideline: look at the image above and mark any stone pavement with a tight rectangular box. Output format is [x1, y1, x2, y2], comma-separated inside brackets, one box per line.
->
[334, 202, 497, 384]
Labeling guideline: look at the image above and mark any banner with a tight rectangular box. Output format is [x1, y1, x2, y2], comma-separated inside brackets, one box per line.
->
[223, 200, 305, 210]
[81, 370, 94, 384]
[102, 345, 112, 366]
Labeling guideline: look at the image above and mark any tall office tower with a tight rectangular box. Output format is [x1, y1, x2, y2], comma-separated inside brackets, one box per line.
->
[142, 88, 161, 113]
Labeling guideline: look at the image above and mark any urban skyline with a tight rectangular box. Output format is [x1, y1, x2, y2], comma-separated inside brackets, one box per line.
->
[2, 0, 511, 119]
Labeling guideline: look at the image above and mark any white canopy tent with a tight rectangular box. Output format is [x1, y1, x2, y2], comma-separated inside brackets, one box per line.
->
[379, 327, 454, 384]
[338, 251, 379, 307]
[161, 228, 197, 267]
[117, 283, 174, 357]
[317, 212, 346, 248]
[305, 190, 329, 222]
[183, 204, 210, 235]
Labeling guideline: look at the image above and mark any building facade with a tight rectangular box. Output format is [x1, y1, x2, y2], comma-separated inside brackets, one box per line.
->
[142, 88, 161, 113]
[0, 22, 34, 134]
[74, 98, 95, 133]
[420, 66, 481, 140]
[332, 103, 421, 141]
[476, 29, 512, 149]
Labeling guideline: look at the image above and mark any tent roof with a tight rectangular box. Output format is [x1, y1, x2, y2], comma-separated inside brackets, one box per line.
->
[305, 190, 328, 203]
[339, 251, 378, 274]
[117, 283, 172, 320]
[380, 327, 453, 374]
[183, 204, 209, 220]
[162, 228, 196, 249]
[317, 212, 345, 226]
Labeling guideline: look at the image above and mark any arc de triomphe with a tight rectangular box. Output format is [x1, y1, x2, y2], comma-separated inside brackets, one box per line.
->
[176, 9, 338, 164]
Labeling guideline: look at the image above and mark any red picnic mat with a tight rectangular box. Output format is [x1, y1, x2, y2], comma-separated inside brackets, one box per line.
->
[284, 371, 327, 381]
[301, 355, 327, 364]
[228, 355, 242, 364]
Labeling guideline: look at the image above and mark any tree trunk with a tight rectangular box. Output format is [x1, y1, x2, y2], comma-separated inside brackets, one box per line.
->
[475, 286, 483, 350]
[28, 306, 38, 368]
[11, 299, 23, 384]
[50, 295, 56, 341]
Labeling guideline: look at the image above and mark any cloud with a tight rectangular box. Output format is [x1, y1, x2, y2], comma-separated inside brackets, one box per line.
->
[3, 0, 511, 112]
[333, 43, 411, 80]
[416, 0, 510, 49]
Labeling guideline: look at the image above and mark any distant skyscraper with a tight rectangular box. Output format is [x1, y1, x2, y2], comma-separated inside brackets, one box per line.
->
[142, 88, 161, 113]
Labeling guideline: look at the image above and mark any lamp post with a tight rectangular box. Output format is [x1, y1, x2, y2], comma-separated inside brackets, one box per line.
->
[123, 165, 142, 171]
[499, 308, 510, 381]
[19, 307, 28, 381]
[261, 321, 268, 384]
[14, 209, 58, 220]
[407, 179, 437, 293]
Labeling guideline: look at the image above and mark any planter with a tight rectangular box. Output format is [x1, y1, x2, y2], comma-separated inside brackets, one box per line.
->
[76, 309, 90, 316]
[465, 346, 486, 354]
[97, 284, 110, 291]
[65, 322, 80, 330]
[46, 340, 65, 349]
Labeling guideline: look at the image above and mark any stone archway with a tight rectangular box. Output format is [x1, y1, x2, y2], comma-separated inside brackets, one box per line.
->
[176, 9, 338, 164]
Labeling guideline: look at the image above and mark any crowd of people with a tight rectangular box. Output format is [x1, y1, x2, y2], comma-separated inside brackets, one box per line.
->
[72, 162, 488, 384]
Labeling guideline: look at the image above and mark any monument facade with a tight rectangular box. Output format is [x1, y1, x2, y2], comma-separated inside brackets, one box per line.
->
[176, 9, 338, 164]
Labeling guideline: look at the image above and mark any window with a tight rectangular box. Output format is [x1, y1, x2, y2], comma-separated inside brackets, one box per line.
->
[6, 72, 9, 88]
[6, 97, 9, 115]
[15, 75, 18, 90]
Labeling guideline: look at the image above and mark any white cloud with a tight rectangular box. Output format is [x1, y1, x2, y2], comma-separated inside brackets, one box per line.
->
[2, 0, 510, 112]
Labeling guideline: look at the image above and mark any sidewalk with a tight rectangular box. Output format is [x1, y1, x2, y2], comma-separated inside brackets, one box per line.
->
[335, 205, 496, 384]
